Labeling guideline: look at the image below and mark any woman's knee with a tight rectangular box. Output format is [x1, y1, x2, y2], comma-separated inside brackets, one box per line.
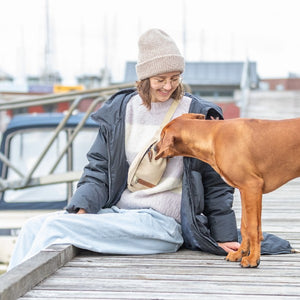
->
[23, 211, 64, 229]
[22, 213, 48, 231]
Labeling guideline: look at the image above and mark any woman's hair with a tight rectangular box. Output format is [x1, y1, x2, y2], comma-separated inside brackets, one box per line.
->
[136, 79, 184, 109]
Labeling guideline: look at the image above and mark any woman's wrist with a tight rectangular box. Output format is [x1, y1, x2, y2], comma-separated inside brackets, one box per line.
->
[77, 208, 87, 214]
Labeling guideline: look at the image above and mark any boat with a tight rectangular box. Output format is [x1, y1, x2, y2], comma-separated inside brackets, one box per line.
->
[0, 84, 133, 264]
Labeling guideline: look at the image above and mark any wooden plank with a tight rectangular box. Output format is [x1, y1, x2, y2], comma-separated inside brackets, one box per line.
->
[0, 244, 78, 300]
[25, 277, 300, 296]
[19, 290, 296, 300]
[49, 265, 300, 282]
[53, 265, 300, 279]
[66, 254, 300, 265]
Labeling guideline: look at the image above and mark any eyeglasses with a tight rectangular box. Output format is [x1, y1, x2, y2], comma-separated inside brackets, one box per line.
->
[151, 76, 182, 88]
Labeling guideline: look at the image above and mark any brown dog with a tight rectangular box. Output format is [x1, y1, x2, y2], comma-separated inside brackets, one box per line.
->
[155, 113, 300, 268]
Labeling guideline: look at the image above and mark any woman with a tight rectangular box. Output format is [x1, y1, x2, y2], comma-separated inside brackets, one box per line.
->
[9, 29, 289, 270]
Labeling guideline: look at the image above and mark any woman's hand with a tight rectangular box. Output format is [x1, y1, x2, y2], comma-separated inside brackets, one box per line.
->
[77, 208, 87, 214]
[218, 241, 240, 253]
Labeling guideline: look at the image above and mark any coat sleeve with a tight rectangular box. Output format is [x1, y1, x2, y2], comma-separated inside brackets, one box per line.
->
[202, 163, 238, 243]
[66, 129, 109, 214]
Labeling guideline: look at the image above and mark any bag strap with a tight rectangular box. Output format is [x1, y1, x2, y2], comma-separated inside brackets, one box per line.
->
[159, 99, 180, 131]
[134, 99, 181, 157]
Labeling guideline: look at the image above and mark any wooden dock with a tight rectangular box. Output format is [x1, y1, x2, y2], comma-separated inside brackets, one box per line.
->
[1, 179, 300, 299]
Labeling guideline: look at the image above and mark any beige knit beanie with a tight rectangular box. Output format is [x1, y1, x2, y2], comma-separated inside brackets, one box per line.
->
[136, 29, 185, 80]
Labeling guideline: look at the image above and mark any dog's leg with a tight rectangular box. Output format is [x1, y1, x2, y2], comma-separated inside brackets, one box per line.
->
[239, 186, 263, 268]
[226, 191, 250, 262]
[226, 185, 263, 268]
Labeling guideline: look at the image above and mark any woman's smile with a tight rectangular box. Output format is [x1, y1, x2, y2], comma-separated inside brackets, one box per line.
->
[149, 71, 181, 102]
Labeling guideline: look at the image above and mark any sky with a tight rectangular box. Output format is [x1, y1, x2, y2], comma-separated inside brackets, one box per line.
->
[0, 0, 300, 85]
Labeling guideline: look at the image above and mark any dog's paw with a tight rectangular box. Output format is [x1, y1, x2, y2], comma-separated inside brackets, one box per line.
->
[225, 251, 242, 262]
[240, 256, 260, 268]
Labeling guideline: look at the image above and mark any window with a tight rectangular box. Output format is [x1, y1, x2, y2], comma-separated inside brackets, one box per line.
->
[276, 84, 284, 91]
[4, 129, 67, 203]
[3, 127, 97, 204]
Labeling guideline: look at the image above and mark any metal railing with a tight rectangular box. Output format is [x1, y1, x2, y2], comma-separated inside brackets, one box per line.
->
[0, 83, 133, 111]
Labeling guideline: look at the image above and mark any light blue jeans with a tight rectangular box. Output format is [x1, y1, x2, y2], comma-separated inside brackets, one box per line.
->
[8, 206, 183, 270]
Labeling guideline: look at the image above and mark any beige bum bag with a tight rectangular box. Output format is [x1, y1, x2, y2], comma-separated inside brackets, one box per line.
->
[127, 99, 180, 192]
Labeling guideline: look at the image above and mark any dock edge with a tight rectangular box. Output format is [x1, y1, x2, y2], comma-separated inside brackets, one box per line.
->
[0, 244, 78, 300]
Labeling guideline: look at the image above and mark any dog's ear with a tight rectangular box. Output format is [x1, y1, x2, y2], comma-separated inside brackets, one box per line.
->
[195, 114, 205, 120]
[155, 136, 176, 160]
[180, 113, 205, 120]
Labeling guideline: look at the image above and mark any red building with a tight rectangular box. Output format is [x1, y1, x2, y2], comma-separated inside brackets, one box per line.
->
[261, 77, 300, 91]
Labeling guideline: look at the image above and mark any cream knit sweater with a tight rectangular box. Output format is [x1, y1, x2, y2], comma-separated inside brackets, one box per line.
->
[116, 94, 191, 223]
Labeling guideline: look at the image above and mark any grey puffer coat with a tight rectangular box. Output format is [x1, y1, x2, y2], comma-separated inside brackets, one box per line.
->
[66, 88, 292, 256]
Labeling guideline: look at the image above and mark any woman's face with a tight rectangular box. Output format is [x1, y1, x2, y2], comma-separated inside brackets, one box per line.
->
[149, 71, 181, 103]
